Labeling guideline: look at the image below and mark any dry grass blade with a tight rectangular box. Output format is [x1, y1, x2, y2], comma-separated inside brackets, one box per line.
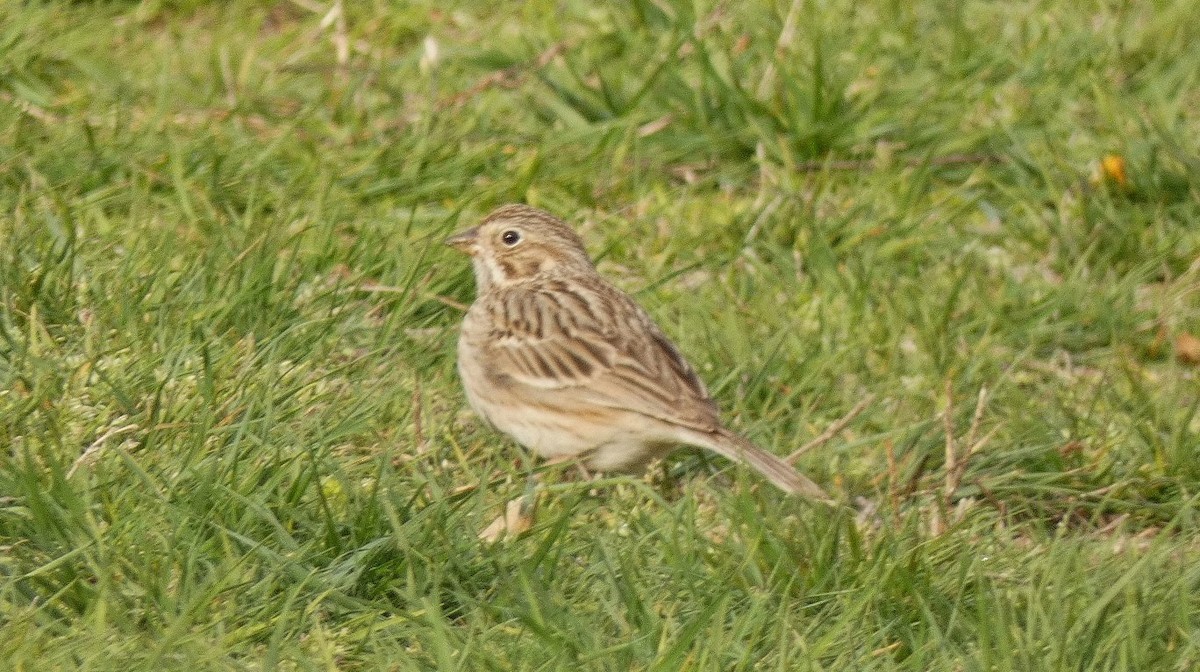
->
[786, 395, 874, 463]
[755, 0, 803, 98]
[946, 386, 993, 499]
[67, 419, 139, 478]
[441, 42, 569, 109]
[794, 153, 999, 173]
[942, 380, 958, 501]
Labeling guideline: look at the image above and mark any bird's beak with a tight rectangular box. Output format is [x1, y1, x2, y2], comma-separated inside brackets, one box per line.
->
[444, 226, 479, 254]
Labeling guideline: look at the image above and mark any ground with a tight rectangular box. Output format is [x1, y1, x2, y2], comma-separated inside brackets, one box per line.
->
[1, 1, 1198, 669]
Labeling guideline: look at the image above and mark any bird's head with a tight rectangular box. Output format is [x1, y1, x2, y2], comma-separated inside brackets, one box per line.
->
[446, 204, 595, 291]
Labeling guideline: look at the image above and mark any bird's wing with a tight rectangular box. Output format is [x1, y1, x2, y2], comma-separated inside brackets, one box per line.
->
[482, 279, 722, 433]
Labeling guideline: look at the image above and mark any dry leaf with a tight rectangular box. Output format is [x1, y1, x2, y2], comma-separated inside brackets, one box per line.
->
[1058, 441, 1085, 458]
[1175, 332, 1200, 365]
[478, 496, 534, 543]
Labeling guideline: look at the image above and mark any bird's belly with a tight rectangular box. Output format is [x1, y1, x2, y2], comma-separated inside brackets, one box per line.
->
[458, 357, 658, 466]
[492, 405, 606, 460]
[477, 389, 616, 457]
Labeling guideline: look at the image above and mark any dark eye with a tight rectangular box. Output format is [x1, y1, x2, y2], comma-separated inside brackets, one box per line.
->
[501, 230, 521, 246]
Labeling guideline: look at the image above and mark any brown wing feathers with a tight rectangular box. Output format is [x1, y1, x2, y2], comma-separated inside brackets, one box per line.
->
[485, 278, 720, 431]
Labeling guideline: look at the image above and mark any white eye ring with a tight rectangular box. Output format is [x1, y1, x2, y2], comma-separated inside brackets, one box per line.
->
[501, 230, 521, 246]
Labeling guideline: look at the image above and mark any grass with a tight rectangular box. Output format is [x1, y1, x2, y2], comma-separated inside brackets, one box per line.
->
[2, 0, 1199, 669]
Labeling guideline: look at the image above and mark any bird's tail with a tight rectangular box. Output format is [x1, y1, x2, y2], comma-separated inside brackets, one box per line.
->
[691, 428, 832, 501]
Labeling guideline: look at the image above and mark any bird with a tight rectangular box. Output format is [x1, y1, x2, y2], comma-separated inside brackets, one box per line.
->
[445, 204, 830, 499]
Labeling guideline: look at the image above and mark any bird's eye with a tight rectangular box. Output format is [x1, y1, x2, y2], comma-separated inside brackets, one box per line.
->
[501, 230, 521, 246]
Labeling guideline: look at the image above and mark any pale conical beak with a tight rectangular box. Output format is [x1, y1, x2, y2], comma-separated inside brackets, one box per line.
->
[445, 227, 479, 253]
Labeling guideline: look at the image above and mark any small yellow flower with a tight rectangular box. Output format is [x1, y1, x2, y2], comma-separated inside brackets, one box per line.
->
[1099, 154, 1128, 187]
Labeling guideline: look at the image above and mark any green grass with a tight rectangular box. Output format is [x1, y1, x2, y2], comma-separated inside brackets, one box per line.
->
[2, 0, 1199, 669]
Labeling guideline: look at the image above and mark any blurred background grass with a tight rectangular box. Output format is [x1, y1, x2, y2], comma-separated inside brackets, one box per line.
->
[1, 0, 1198, 669]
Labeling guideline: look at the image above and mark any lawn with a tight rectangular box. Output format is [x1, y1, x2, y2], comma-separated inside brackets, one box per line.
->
[2, 0, 1199, 669]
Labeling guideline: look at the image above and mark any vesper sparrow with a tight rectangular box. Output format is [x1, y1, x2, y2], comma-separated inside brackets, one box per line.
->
[446, 204, 829, 499]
